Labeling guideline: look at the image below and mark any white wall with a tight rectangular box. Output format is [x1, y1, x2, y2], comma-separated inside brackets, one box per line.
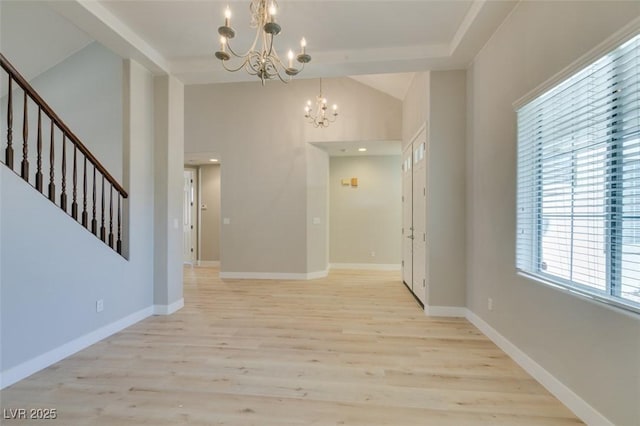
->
[427, 71, 466, 308]
[122, 59, 155, 288]
[29, 42, 123, 182]
[0, 57, 156, 386]
[153, 75, 184, 309]
[402, 72, 429, 148]
[184, 78, 401, 276]
[306, 145, 329, 274]
[402, 70, 467, 308]
[0, 43, 123, 223]
[467, 2, 640, 424]
[329, 155, 401, 266]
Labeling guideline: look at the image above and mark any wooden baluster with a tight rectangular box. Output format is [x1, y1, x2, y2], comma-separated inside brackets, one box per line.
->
[48, 121, 55, 201]
[91, 166, 97, 234]
[100, 176, 106, 242]
[82, 157, 88, 227]
[108, 184, 114, 248]
[71, 145, 78, 220]
[20, 91, 29, 180]
[117, 195, 122, 254]
[6, 77, 13, 169]
[35, 107, 43, 192]
[60, 135, 67, 211]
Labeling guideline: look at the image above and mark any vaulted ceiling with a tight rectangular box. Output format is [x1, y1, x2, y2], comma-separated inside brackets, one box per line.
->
[2, 1, 516, 98]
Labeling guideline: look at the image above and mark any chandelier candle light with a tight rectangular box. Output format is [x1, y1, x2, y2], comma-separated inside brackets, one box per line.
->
[304, 78, 338, 128]
[215, 1, 311, 84]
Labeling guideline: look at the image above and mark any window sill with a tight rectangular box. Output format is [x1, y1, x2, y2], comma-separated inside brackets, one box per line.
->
[517, 270, 640, 319]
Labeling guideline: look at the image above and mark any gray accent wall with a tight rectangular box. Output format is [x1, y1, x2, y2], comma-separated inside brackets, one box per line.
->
[467, 2, 640, 424]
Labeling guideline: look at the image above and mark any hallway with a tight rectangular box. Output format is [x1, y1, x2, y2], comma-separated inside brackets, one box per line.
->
[0, 267, 580, 425]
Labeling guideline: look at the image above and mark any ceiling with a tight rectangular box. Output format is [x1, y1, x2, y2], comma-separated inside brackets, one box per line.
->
[0, 0, 517, 101]
[38, 0, 516, 86]
[1, 0, 516, 158]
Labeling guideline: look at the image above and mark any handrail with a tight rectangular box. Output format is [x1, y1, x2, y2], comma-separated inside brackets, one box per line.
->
[0, 53, 127, 198]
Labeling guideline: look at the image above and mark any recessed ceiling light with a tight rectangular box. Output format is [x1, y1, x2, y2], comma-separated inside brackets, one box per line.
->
[209, 158, 219, 162]
[358, 148, 367, 152]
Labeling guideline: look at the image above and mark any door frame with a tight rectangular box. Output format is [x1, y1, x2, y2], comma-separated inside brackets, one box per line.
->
[183, 168, 198, 264]
[401, 122, 428, 306]
[401, 143, 414, 289]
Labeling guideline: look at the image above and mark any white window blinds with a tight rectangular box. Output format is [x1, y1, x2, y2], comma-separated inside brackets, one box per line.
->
[516, 33, 640, 313]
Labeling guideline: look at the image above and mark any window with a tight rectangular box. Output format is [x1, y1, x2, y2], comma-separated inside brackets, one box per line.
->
[516, 33, 640, 313]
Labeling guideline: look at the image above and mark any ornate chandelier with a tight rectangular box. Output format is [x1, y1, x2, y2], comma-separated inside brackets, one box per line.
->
[214, 0, 311, 84]
[304, 78, 338, 128]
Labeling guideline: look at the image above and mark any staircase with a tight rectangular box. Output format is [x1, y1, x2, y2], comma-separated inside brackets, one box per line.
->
[0, 53, 128, 256]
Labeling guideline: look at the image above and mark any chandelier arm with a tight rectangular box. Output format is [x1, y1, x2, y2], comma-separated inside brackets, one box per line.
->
[221, 57, 252, 73]
[245, 55, 262, 76]
[293, 62, 306, 74]
[225, 24, 262, 59]
[275, 67, 292, 84]
[245, 63, 260, 77]
[263, 57, 276, 75]
[263, 54, 292, 83]
[264, 31, 272, 57]
[266, 33, 284, 65]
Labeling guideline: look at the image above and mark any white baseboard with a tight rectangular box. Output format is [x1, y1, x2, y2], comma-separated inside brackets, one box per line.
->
[153, 298, 184, 315]
[329, 263, 401, 271]
[465, 310, 612, 426]
[424, 305, 467, 317]
[0, 306, 153, 390]
[306, 270, 329, 280]
[196, 260, 220, 267]
[220, 271, 327, 280]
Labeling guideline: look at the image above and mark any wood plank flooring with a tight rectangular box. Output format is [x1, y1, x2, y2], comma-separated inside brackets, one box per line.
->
[0, 267, 582, 425]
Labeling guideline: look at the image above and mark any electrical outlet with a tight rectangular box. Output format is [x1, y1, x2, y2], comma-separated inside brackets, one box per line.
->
[487, 298, 493, 311]
[96, 299, 104, 313]
[370, 251, 376, 257]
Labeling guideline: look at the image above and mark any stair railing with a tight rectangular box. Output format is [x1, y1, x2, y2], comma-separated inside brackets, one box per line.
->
[0, 53, 128, 256]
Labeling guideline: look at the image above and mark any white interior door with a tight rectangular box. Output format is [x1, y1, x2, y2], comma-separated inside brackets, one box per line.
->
[183, 170, 195, 264]
[402, 144, 413, 288]
[412, 135, 427, 305]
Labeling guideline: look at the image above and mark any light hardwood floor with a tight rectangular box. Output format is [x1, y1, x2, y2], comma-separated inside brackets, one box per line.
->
[0, 267, 582, 425]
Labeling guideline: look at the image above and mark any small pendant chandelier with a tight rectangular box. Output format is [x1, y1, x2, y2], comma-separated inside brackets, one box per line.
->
[304, 79, 338, 128]
[214, 0, 311, 85]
